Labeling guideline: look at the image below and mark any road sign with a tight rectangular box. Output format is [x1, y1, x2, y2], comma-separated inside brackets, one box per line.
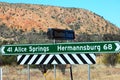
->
[47, 28, 75, 40]
[1, 41, 120, 55]
[17, 54, 96, 65]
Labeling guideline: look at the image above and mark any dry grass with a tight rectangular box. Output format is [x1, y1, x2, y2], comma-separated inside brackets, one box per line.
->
[1, 64, 120, 80]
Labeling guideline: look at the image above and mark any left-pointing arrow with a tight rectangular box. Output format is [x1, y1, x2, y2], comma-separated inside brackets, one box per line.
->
[1, 46, 5, 54]
[115, 43, 120, 51]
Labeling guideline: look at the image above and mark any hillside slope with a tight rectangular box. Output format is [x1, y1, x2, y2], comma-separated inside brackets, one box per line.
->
[0, 2, 120, 35]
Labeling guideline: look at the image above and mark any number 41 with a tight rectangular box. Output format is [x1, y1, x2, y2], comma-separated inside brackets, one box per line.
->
[7, 47, 12, 52]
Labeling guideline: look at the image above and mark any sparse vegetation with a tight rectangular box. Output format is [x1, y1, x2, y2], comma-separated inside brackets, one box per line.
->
[0, 2, 119, 33]
[0, 2, 120, 80]
[102, 54, 119, 67]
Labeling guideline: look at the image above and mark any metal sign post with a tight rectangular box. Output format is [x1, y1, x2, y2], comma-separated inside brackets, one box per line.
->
[54, 65, 56, 80]
[67, 40, 73, 80]
[28, 65, 30, 80]
[70, 65, 73, 80]
[0, 68, 2, 80]
[88, 64, 90, 80]
[53, 39, 56, 80]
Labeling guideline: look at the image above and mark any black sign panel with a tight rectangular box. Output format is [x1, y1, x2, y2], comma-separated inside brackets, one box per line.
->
[47, 28, 75, 40]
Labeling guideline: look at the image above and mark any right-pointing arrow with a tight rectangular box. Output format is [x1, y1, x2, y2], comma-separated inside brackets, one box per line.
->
[115, 43, 120, 51]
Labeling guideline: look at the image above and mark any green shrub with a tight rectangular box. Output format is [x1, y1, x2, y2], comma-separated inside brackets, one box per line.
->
[0, 55, 17, 65]
[118, 54, 120, 63]
[102, 54, 119, 67]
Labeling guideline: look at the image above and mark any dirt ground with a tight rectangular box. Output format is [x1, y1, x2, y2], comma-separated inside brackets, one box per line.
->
[1, 64, 120, 80]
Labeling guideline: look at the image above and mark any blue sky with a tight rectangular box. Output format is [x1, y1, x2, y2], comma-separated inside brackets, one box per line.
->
[0, 0, 120, 28]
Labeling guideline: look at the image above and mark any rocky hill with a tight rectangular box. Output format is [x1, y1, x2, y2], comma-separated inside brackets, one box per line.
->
[0, 2, 120, 34]
[0, 2, 120, 66]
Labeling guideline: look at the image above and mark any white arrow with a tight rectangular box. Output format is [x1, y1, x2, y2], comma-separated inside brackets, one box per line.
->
[115, 43, 120, 51]
[0, 46, 5, 54]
